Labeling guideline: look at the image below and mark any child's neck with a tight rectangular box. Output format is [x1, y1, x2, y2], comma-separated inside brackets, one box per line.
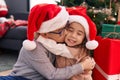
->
[67, 46, 87, 61]
[67, 47, 81, 58]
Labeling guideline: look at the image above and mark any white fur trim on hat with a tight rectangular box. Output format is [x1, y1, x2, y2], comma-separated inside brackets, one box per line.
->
[23, 40, 36, 50]
[0, 0, 8, 11]
[38, 7, 69, 33]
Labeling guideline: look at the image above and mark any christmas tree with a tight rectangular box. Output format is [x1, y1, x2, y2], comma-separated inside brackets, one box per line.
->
[56, 0, 120, 35]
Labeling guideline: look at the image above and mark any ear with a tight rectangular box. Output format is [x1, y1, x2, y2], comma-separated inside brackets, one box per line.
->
[40, 33, 48, 38]
[34, 32, 40, 39]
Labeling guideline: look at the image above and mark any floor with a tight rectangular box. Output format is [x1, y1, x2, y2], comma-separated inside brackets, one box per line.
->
[0, 49, 19, 76]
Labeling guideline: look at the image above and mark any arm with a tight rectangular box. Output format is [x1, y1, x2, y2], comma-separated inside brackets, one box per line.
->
[25, 44, 83, 80]
[37, 35, 73, 58]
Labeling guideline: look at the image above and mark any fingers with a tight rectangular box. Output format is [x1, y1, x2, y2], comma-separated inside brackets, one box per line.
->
[80, 57, 96, 70]
[87, 57, 96, 67]
[90, 58, 96, 69]
[91, 65, 95, 69]
[91, 58, 96, 65]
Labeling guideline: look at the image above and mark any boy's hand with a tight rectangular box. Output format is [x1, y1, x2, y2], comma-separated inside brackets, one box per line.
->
[80, 57, 96, 71]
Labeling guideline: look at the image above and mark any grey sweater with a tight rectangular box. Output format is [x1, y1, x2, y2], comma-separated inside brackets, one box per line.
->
[9, 42, 83, 80]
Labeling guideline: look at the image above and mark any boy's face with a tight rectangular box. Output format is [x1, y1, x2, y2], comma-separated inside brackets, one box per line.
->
[45, 27, 67, 43]
[65, 22, 85, 47]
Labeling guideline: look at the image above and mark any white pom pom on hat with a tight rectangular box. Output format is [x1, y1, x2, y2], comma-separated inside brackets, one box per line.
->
[67, 6, 98, 50]
[86, 40, 98, 50]
[23, 40, 36, 51]
[23, 4, 69, 50]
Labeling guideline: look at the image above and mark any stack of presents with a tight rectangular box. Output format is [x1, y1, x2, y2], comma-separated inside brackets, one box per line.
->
[93, 9, 120, 80]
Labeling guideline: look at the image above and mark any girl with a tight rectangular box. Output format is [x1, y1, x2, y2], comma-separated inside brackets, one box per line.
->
[56, 15, 96, 80]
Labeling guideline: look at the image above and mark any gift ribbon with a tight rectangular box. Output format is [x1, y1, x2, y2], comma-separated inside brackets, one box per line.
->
[102, 25, 117, 34]
[102, 25, 120, 39]
[95, 64, 120, 80]
[104, 32, 120, 38]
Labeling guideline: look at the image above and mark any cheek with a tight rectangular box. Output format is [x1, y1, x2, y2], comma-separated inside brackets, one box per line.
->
[54, 35, 65, 42]
[78, 36, 85, 42]
[64, 33, 71, 41]
[56, 31, 68, 42]
[65, 33, 71, 38]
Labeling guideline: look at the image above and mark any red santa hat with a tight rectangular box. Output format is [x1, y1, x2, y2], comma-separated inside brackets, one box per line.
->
[67, 6, 98, 50]
[23, 4, 69, 50]
[66, 6, 87, 15]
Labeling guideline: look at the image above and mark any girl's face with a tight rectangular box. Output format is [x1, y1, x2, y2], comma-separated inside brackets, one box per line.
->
[65, 22, 85, 47]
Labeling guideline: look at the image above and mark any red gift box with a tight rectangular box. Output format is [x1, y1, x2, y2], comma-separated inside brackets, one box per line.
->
[93, 68, 106, 80]
[93, 66, 120, 80]
[93, 36, 120, 80]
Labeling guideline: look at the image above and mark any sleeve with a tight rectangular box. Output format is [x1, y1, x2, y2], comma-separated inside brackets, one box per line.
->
[25, 45, 84, 80]
[37, 35, 73, 58]
[0, 0, 8, 17]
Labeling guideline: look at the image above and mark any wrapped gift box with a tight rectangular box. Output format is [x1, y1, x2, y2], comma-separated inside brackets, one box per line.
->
[93, 36, 120, 80]
[102, 24, 120, 37]
[93, 68, 107, 80]
[93, 65, 120, 80]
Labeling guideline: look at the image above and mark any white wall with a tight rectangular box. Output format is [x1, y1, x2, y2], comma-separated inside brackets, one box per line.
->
[30, 0, 60, 9]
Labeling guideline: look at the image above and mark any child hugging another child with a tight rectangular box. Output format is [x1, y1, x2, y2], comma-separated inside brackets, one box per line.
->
[0, 4, 97, 80]
[39, 6, 98, 80]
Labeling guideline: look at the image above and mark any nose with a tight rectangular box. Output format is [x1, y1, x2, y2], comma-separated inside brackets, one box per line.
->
[71, 32, 77, 38]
